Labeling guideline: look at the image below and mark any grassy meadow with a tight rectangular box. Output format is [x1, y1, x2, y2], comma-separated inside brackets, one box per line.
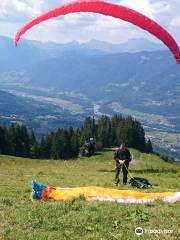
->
[0, 149, 179, 240]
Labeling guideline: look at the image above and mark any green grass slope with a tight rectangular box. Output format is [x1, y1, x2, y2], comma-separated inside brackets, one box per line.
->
[0, 149, 179, 240]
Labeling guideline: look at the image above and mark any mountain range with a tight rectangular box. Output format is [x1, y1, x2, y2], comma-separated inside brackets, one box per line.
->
[0, 36, 164, 70]
[0, 36, 179, 158]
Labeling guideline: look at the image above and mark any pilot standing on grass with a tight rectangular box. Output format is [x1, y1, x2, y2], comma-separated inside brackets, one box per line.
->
[114, 143, 132, 185]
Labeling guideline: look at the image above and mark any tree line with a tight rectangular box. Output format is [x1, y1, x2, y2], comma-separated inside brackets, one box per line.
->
[0, 114, 153, 159]
[81, 115, 153, 153]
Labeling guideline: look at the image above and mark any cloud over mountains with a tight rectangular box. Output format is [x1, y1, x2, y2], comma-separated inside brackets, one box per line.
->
[0, 0, 179, 44]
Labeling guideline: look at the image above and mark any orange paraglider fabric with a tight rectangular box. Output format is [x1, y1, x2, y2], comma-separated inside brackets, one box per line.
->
[31, 181, 180, 204]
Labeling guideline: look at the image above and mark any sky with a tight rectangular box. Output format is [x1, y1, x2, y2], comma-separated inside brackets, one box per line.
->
[0, 0, 180, 44]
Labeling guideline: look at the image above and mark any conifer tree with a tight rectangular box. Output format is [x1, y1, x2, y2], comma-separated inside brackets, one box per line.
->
[146, 139, 153, 153]
[97, 116, 111, 147]
[0, 126, 5, 154]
